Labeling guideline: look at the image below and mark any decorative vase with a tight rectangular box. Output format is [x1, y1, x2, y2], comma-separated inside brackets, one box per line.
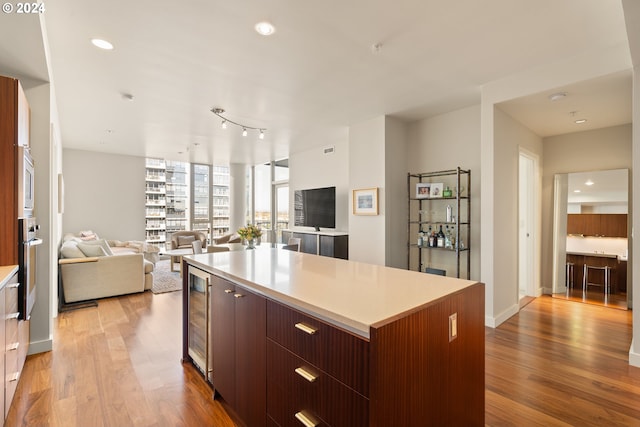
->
[246, 238, 256, 250]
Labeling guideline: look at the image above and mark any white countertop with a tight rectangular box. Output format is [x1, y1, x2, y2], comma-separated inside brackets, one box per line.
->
[185, 249, 479, 339]
[0, 265, 18, 289]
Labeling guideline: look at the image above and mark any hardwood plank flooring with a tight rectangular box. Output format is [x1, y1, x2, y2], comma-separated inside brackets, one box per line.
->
[6, 291, 235, 427]
[5, 291, 640, 426]
[486, 296, 640, 426]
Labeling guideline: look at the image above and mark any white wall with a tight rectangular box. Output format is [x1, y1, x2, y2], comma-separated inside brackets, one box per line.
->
[407, 105, 482, 279]
[541, 124, 632, 294]
[492, 108, 543, 324]
[385, 117, 408, 269]
[27, 82, 54, 354]
[62, 149, 145, 241]
[623, 0, 640, 368]
[288, 138, 350, 233]
[481, 42, 631, 328]
[348, 116, 386, 265]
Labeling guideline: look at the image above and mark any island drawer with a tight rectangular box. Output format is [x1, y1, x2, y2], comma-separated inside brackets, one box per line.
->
[267, 379, 330, 427]
[267, 339, 368, 427]
[266, 299, 369, 396]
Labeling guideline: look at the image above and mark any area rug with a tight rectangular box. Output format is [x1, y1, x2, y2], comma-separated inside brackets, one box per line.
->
[151, 259, 182, 294]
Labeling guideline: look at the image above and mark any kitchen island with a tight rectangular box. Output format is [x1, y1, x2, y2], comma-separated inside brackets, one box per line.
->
[182, 249, 484, 427]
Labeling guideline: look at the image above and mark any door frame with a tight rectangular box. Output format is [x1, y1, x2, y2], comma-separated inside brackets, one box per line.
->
[518, 148, 542, 300]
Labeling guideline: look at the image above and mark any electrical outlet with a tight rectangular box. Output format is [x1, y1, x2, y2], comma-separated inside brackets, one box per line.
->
[449, 313, 458, 342]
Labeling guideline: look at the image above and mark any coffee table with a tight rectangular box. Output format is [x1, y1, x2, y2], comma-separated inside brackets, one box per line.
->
[162, 248, 193, 277]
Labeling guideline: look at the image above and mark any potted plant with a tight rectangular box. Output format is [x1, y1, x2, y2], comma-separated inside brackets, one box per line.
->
[237, 224, 263, 249]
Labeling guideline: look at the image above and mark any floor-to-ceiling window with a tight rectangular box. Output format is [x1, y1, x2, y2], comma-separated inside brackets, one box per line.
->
[252, 159, 289, 243]
[145, 159, 230, 249]
[165, 161, 189, 245]
[212, 165, 231, 237]
[273, 159, 289, 243]
[191, 164, 211, 238]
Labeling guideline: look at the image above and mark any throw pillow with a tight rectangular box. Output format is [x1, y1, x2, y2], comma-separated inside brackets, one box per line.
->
[77, 243, 107, 257]
[177, 235, 196, 247]
[60, 241, 86, 259]
[78, 238, 114, 256]
[79, 230, 99, 241]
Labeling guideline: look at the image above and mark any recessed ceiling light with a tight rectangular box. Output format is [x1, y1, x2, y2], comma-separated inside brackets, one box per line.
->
[549, 92, 567, 102]
[91, 38, 114, 50]
[575, 119, 587, 124]
[574, 189, 581, 193]
[255, 21, 275, 36]
[585, 180, 594, 186]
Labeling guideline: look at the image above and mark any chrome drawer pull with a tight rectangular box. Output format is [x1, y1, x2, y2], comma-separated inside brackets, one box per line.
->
[6, 313, 19, 320]
[294, 367, 318, 383]
[8, 373, 19, 383]
[6, 343, 18, 352]
[224, 289, 234, 294]
[7, 283, 20, 289]
[294, 411, 318, 427]
[233, 293, 244, 298]
[294, 322, 317, 335]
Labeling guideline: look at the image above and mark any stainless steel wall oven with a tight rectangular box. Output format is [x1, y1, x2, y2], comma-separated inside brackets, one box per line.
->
[18, 217, 41, 320]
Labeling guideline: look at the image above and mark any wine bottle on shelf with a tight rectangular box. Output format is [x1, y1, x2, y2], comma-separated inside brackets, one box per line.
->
[437, 225, 445, 248]
[446, 205, 452, 223]
[444, 226, 452, 249]
[429, 227, 435, 247]
[417, 232, 424, 247]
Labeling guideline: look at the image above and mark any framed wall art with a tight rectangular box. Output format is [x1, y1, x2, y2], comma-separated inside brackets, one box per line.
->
[353, 187, 379, 215]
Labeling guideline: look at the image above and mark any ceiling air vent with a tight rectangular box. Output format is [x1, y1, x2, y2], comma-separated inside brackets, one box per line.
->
[323, 146, 335, 155]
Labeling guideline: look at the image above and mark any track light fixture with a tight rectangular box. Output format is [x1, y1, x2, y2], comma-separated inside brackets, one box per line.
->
[211, 108, 266, 140]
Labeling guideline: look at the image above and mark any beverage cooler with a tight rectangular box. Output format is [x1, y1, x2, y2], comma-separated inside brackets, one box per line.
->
[187, 265, 213, 384]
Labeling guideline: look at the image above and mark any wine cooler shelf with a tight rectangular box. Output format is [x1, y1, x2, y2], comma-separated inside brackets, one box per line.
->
[407, 167, 471, 279]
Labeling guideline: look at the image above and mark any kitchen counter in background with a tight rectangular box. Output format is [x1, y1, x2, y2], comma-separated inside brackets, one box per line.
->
[566, 252, 627, 294]
[566, 235, 627, 260]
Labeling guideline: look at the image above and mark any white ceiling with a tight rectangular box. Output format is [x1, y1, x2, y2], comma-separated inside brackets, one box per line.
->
[0, 0, 633, 165]
[568, 169, 629, 206]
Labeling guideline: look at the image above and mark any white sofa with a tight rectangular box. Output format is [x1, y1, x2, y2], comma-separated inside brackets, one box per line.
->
[59, 233, 155, 303]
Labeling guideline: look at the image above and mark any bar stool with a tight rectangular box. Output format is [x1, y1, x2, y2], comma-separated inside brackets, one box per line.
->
[565, 262, 575, 295]
[582, 264, 611, 296]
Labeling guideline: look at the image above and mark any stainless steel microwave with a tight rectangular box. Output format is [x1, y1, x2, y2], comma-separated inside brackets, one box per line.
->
[17, 146, 34, 218]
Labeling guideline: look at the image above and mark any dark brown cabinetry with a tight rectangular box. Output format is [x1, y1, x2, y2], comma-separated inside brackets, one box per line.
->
[0, 76, 30, 266]
[211, 276, 266, 427]
[282, 230, 348, 259]
[183, 257, 485, 427]
[567, 214, 627, 237]
[266, 300, 369, 427]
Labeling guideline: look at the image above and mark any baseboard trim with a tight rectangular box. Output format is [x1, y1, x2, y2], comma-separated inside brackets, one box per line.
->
[630, 339, 640, 368]
[485, 303, 519, 328]
[28, 338, 53, 355]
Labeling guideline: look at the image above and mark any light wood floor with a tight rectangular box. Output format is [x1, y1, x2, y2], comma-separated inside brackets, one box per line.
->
[6, 292, 640, 426]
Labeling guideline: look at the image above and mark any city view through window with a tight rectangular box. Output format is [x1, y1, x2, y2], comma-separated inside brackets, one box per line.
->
[145, 158, 288, 249]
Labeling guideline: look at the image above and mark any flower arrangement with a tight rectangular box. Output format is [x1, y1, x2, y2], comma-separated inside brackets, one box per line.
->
[237, 224, 263, 241]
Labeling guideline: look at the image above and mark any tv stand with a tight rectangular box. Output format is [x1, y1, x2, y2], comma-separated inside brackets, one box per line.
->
[282, 229, 348, 259]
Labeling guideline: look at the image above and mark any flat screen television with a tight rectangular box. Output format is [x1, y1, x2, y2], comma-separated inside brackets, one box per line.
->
[294, 186, 336, 231]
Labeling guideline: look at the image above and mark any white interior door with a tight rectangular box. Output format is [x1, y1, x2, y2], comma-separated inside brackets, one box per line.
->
[519, 151, 536, 300]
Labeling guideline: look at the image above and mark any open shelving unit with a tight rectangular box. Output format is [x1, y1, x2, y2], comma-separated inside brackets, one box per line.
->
[407, 167, 471, 279]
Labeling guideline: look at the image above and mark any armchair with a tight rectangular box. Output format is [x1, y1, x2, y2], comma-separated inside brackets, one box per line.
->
[170, 230, 207, 250]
